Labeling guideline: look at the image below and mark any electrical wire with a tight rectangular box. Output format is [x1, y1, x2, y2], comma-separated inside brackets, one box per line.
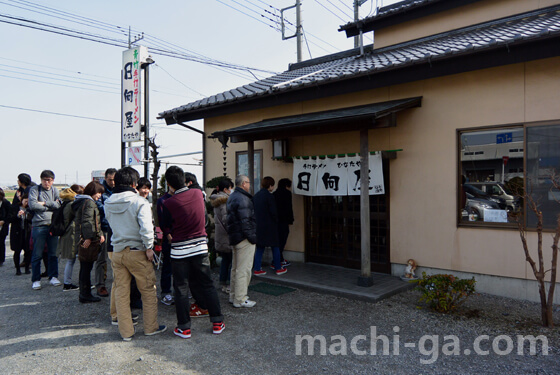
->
[314, 0, 349, 23]
[0, 56, 118, 82]
[154, 63, 206, 98]
[0, 73, 119, 94]
[0, 57, 196, 98]
[216, 0, 278, 31]
[0, 104, 119, 123]
[301, 25, 313, 59]
[1, 2, 278, 79]
[323, 0, 353, 20]
[337, 0, 354, 12]
[0, 15, 272, 82]
[0, 64, 119, 88]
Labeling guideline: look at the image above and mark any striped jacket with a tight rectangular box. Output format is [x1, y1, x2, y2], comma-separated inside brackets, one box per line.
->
[162, 187, 207, 259]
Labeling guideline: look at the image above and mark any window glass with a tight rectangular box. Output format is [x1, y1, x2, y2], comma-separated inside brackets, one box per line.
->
[526, 125, 560, 229]
[459, 128, 523, 225]
[236, 150, 263, 185]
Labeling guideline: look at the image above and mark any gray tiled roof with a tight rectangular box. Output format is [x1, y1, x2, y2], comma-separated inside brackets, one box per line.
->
[366, 0, 441, 20]
[158, 5, 560, 121]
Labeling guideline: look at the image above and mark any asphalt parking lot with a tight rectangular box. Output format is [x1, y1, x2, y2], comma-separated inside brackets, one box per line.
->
[0, 251, 559, 374]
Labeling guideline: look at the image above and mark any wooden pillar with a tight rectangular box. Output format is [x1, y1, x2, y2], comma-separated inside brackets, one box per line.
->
[358, 128, 374, 286]
[248, 141, 255, 195]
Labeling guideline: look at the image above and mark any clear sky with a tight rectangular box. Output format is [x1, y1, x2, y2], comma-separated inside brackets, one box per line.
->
[0, 0, 399, 188]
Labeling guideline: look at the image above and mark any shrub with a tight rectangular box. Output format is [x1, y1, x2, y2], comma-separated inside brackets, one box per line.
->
[415, 272, 476, 313]
[206, 175, 231, 190]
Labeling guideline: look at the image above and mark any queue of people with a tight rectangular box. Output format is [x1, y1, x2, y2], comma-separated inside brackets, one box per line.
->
[0, 168, 294, 341]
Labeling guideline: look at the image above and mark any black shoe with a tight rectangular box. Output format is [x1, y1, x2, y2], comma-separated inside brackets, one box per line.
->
[25, 268, 30, 274]
[63, 284, 79, 291]
[16, 269, 22, 276]
[79, 295, 101, 303]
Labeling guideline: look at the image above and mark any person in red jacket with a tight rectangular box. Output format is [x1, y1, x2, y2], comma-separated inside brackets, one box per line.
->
[162, 166, 224, 339]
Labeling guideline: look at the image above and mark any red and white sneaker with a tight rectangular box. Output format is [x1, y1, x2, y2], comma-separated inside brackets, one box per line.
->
[276, 267, 287, 275]
[174, 327, 191, 339]
[253, 269, 266, 276]
[190, 303, 209, 318]
[213, 322, 225, 335]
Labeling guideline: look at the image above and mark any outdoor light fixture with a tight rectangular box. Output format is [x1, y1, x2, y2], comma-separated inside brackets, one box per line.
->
[272, 139, 287, 160]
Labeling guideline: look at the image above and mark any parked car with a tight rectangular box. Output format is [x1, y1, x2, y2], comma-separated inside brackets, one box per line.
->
[468, 182, 519, 211]
[463, 184, 507, 210]
[464, 192, 501, 221]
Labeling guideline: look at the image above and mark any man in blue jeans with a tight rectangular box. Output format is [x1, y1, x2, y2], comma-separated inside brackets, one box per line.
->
[28, 170, 61, 290]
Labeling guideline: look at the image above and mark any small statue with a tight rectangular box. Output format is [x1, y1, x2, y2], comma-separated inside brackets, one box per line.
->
[404, 259, 418, 279]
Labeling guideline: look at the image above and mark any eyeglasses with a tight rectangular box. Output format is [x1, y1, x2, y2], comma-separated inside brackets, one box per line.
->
[243, 180, 250, 184]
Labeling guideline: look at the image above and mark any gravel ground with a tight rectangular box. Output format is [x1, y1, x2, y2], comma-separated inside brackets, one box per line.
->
[1, 251, 559, 375]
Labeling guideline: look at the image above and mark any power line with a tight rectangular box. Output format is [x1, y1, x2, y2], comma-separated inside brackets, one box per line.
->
[314, 0, 350, 23]
[0, 6, 278, 77]
[337, 0, 354, 12]
[0, 57, 198, 98]
[0, 56, 117, 82]
[0, 65, 119, 89]
[215, 0, 339, 55]
[0, 73, 119, 94]
[323, 0, 353, 20]
[154, 63, 206, 98]
[0, 15, 273, 83]
[0, 104, 198, 131]
[216, 0, 278, 31]
[249, 0, 280, 12]
[301, 26, 313, 59]
[0, 104, 119, 123]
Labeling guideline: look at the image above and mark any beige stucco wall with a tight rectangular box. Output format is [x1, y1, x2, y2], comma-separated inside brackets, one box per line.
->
[374, 0, 560, 49]
[203, 56, 560, 281]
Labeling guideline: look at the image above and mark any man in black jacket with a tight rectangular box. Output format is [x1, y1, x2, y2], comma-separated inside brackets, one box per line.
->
[226, 175, 257, 308]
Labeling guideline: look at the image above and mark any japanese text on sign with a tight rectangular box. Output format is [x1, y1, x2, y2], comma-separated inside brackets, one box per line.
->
[122, 46, 148, 142]
[293, 154, 385, 196]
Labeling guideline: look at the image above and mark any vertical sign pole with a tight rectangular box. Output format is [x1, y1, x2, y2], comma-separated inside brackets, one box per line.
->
[144, 63, 150, 178]
[121, 69, 126, 168]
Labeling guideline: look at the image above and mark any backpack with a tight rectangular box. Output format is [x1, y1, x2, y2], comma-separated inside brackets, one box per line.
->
[49, 201, 71, 236]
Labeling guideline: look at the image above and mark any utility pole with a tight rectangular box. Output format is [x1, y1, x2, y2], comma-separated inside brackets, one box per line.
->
[354, 0, 359, 48]
[296, 0, 302, 62]
[354, 0, 368, 48]
[281, 0, 303, 63]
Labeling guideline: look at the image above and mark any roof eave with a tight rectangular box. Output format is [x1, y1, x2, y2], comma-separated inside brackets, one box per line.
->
[159, 34, 560, 125]
[340, 0, 484, 37]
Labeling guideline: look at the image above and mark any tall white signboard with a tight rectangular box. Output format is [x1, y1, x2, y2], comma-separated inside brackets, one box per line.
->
[122, 46, 148, 142]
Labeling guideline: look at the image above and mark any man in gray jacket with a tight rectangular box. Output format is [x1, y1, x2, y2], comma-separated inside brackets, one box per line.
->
[28, 170, 61, 290]
[105, 167, 166, 341]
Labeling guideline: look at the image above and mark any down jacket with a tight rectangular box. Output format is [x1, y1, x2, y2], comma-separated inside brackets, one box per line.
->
[226, 187, 256, 246]
[57, 188, 79, 260]
[210, 191, 231, 253]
